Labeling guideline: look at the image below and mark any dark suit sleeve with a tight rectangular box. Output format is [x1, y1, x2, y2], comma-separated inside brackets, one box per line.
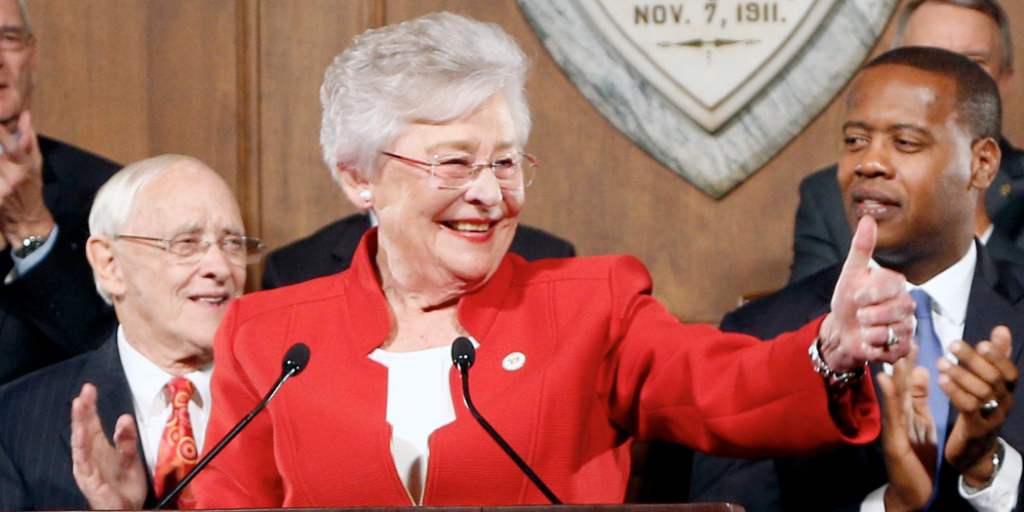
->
[509, 225, 575, 261]
[259, 232, 351, 291]
[790, 167, 850, 284]
[688, 455, 784, 512]
[989, 142, 1024, 251]
[688, 309, 785, 512]
[260, 218, 576, 291]
[691, 275, 848, 512]
[260, 251, 291, 291]
[717, 309, 741, 332]
[259, 214, 368, 291]
[0, 137, 119, 383]
[0, 436, 28, 511]
[5, 217, 115, 357]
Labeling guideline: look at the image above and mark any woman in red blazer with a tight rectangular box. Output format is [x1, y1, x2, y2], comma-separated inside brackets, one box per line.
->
[71, 11, 917, 509]
[188, 11, 917, 508]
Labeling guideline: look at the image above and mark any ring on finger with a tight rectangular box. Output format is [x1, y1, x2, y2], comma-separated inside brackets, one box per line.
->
[885, 325, 899, 347]
[981, 399, 999, 416]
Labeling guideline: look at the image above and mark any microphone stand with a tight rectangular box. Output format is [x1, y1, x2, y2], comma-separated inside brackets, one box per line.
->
[454, 338, 562, 504]
[154, 344, 310, 509]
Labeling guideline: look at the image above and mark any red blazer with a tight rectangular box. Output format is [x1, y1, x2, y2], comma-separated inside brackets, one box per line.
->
[193, 232, 879, 507]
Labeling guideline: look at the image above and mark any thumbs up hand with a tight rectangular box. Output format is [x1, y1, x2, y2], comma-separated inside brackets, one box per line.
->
[817, 216, 916, 374]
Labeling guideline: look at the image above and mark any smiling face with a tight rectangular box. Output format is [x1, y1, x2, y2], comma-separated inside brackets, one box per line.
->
[354, 92, 524, 301]
[838, 64, 989, 281]
[0, 0, 33, 130]
[104, 161, 246, 370]
[900, 2, 1012, 94]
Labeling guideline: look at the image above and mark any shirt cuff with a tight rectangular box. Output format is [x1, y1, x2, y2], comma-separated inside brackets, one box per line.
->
[5, 225, 59, 283]
[959, 438, 1021, 512]
[860, 484, 887, 512]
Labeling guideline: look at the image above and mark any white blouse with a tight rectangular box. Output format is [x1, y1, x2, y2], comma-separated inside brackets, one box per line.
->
[369, 344, 458, 504]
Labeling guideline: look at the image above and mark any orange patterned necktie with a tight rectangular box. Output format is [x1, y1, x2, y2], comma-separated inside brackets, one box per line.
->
[153, 377, 199, 508]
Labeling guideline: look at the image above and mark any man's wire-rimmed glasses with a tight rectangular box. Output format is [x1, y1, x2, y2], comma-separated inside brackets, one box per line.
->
[114, 233, 266, 265]
[0, 28, 33, 51]
[381, 151, 538, 190]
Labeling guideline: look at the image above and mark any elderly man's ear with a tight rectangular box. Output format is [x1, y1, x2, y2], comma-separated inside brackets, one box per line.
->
[85, 235, 126, 299]
[337, 165, 373, 211]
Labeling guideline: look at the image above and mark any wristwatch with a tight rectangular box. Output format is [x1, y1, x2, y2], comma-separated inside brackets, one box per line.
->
[13, 235, 47, 258]
[963, 441, 1006, 494]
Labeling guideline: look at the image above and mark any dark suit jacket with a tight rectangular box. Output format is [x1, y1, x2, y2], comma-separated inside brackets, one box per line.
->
[261, 213, 576, 289]
[0, 335, 156, 510]
[691, 245, 1024, 512]
[0, 136, 120, 384]
[789, 139, 1024, 283]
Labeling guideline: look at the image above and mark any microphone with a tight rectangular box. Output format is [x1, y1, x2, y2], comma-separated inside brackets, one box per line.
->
[451, 337, 562, 504]
[155, 343, 311, 509]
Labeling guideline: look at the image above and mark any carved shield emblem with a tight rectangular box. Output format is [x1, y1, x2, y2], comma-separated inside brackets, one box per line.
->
[518, 0, 899, 197]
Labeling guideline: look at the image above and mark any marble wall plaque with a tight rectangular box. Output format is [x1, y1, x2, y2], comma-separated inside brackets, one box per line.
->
[518, 0, 898, 198]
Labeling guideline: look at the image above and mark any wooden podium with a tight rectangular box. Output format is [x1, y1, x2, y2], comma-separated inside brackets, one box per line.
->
[189, 505, 743, 512]
[57, 503, 743, 512]
[470, 505, 743, 512]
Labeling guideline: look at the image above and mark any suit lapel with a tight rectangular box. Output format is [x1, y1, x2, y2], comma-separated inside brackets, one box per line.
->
[59, 336, 132, 442]
[60, 335, 158, 506]
[942, 245, 1024, 437]
[989, 140, 1024, 233]
[809, 268, 837, 321]
[963, 245, 1024, 361]
[929, 245, 1024, 496]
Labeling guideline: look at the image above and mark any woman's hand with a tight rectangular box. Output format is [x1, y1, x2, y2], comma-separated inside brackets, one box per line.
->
[819, 215, 915, 373]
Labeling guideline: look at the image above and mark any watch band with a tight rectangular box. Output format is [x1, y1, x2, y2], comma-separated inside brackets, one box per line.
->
[808, 338, 866, 386]
[14, 235, 47, 258]
[963, 441, 1006, 494]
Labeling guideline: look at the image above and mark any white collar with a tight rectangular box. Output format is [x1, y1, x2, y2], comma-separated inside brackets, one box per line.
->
[980, 225, 995, 245]
[117, 326, 213, 417]
[869, 242, 976, 326]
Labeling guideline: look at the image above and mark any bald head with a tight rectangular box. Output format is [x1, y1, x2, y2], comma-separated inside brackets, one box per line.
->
[895, 0, 1014, 100]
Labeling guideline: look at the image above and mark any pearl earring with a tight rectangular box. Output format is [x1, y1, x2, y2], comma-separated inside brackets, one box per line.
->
[359, 190, 373, 202]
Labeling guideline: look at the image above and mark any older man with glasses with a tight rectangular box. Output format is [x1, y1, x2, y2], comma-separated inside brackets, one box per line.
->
[0, 154, 261, 511]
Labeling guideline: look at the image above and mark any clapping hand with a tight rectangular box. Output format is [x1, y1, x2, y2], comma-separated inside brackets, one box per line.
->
[0, 110, 50, 249]
[877, 346, 938, 512]
[70, 383, 147, 510]
[942, 326, 1016, 488]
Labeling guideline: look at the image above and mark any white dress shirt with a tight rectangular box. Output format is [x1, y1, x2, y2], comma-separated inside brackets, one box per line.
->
[861, 244, 1022, 511]
[117, 326, 213, 475]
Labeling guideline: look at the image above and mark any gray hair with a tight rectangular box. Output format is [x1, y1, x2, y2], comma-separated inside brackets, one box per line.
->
[15, 0, 32, 35]
[88, 154, 203, 304]
[319, 11, 531, 182]
[894, 0, 1013, 74]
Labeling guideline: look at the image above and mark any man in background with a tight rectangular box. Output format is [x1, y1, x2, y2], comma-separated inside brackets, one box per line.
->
[0, 155, 259, 510]
[691, 47, 1023, 512]
[789, 0, 1024, 282]
[0, 0, 120, 384]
